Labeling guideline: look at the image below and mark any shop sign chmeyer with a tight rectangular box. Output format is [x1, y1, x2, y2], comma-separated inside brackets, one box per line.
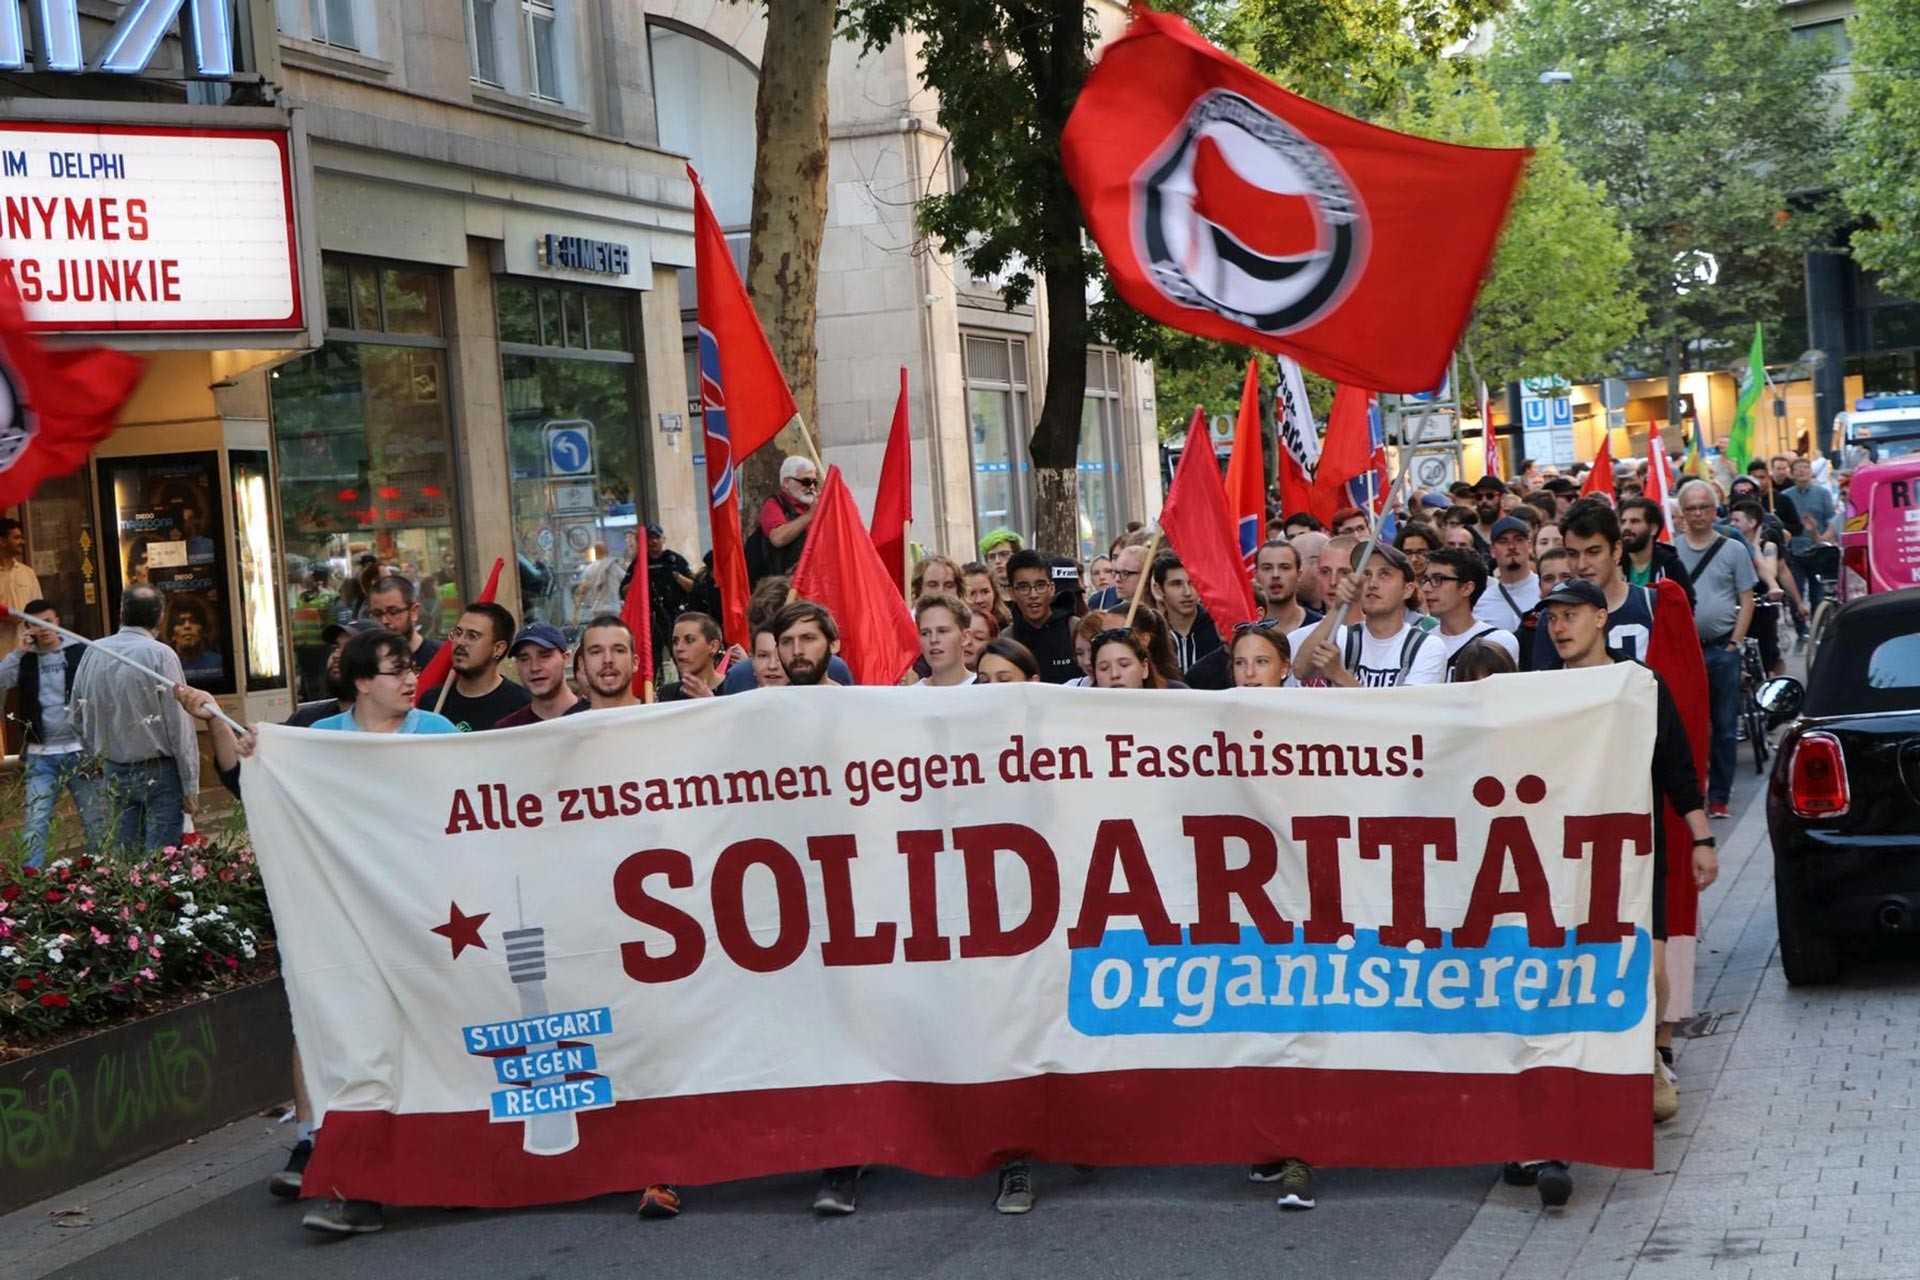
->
[0, 122, 301, 332]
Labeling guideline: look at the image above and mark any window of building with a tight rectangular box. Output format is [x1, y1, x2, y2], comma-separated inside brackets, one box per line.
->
[1080, 348, 1133, 561]
[273, 0, 372, 53]
[1791, 20, 1851, 67]
[524, 0, 560, 100]
[270, 257, 461, 702]
[648, 22, 758, 228]
[467, 0, 502, 85]
[963, 334, 1033, 541]
[497, 280, 647, 632]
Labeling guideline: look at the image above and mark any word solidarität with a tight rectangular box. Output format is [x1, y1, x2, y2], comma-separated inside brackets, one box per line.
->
[442, 731, 1428, 834]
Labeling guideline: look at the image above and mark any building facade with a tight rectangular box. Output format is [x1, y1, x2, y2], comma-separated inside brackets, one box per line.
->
[3, 0, 1157, 741]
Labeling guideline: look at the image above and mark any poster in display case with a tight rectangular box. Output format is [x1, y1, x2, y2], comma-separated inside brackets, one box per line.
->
[97, 453, 234, 694]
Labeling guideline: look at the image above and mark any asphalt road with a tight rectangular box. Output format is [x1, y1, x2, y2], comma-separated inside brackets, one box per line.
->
[51, 1162, 1492, 1280]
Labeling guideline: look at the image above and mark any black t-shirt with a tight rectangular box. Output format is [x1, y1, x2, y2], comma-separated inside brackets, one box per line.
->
[1008, 612, 1080, 684]
[421, 678, 531, 732]
[284, 699, 342, 728]
[410, 636, 441, 673]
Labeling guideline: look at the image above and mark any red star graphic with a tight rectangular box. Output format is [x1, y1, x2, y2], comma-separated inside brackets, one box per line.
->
[431, 902, 490, 960]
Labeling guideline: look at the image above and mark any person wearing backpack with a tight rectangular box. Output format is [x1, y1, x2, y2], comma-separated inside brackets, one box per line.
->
[745, 455, 820, 582]
[1673, 480, 1756, 822]
[1419, 546, 1520, 675]
[1292, 544, 1446, 688]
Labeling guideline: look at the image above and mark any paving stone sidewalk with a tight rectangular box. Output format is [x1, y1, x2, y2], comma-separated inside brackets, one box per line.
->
[1434, 772, 1920, 1280]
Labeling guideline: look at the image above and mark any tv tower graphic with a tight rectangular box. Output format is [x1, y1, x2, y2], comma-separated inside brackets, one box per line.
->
[455, 879, 616, 1157]
[502, 920, 578, 1156]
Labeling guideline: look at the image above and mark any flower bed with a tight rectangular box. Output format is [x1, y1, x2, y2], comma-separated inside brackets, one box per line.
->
[1, 826, 274, 1048]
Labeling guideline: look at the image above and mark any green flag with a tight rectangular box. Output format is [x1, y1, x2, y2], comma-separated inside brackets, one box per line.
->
[1728, 323, 1765, 473]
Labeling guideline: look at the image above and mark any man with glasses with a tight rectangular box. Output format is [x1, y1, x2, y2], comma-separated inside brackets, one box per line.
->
[1084, 539, 1150, 611]
[1005, 549, 1079, 683]
[979, 527, 1025, 602]
[751, 456, 821, 581]
[363, 575, 441, 673]
[1672, 480, 1756, 821]
[1420, 547, 1519, 671]
[417, 602, 529, 731]
[301, 628, 456, 1235]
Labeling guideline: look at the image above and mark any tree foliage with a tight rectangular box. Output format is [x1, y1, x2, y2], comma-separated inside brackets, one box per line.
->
[1389, 65, 1643, 388]
[1838, 0, 1920, 301]
[1488, 0, 1840, 391]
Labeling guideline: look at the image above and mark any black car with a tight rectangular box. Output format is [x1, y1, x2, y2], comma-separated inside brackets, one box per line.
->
[1765, 587, 1920, 984]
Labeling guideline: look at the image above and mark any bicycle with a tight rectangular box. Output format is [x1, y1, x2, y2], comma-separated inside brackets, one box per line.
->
[1739, 638, 1771, 774]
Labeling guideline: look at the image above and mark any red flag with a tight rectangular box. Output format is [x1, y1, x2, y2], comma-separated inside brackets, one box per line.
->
[1582, 433, 1614, 504]
[870, 367, 913, 587]
[1223, 358, 1266, 566]
[691, 165, 796, 647]
[413, 557, 504, 704]
[619, 544, 654, 695]
[1308, 384, 1375, 526]
[792, 467, 920, 686]
[1479, 381, 1501, 481]
[1646, 431, 1676, 544]
[0, 281, 143, 510]
[1061, 10, 1527, 394]
[1160, 406, 1258, 629]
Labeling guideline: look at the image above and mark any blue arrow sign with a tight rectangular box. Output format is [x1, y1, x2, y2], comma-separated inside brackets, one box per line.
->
[546, 426, 593, 477]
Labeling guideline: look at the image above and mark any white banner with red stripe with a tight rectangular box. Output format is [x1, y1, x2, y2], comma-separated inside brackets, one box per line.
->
[243, 665, 1660, 1207]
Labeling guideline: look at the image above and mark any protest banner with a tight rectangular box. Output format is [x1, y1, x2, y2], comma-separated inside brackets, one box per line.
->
[242, 664, 1660, 1208]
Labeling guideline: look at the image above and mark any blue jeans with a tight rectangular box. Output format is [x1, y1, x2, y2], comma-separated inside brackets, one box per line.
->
[1701, 644, 1741, 805]
[103, 759, 185, 856]
[21, 752, 105, 868]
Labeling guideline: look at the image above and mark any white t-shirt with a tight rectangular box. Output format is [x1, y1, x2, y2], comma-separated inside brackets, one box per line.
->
[1472, 573, 1540, 631]
[1437, 623, 1520, 664]
[1291, 621, 1447, 687]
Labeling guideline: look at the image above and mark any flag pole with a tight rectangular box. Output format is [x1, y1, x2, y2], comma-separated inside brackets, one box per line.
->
[902, 520, 913, 606]
[1122, 527, 1163, 628]
[5, 609, 249, 734]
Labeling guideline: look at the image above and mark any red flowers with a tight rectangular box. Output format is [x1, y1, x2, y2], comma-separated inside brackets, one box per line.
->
[1, 885, 20, 903]
[37, 992, 69, 1008]
[44, 889, 64, 904]
[15, 976, 34, 991]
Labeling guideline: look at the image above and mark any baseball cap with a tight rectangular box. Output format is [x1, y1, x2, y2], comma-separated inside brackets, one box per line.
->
[1448, 481, 1475, 498]
[644, 522, 664, 537]
[1542, 476, 1579, 495]
[1366, 543, 1414, 578]
[321, 618, 383, 645]
[1489, 515, 1531, 542]
[1471, 474, 1507, 494]
[1540, 579, 1607, 611]
[1048, 556, 1081, 590]
[510, 622, 568, 656]
[1419, 491, 1454, 510]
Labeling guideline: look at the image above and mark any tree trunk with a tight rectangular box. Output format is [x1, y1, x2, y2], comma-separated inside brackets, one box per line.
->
[741, 0, 835, 531]
[1024, 0, 1093, 559]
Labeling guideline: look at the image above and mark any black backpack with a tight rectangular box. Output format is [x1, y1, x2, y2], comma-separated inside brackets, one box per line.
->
[745, 492, 805, 583]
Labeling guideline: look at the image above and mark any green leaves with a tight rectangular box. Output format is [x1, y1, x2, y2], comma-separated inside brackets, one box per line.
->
[1840, 0, 1920, 300]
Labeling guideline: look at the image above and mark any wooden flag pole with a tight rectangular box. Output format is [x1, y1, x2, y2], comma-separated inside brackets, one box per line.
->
[1122, 527, 1163, 628]
[902, 520, 914, 606]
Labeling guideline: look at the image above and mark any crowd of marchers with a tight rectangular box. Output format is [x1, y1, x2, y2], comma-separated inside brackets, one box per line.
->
[14, 444, 1841, 1235]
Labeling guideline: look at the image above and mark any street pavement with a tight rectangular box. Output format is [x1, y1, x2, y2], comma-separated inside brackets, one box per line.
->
[8, 735, 1911, 1280]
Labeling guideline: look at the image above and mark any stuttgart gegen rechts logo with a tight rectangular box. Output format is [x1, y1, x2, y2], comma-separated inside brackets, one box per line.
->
[1136, 89, 1368, 335]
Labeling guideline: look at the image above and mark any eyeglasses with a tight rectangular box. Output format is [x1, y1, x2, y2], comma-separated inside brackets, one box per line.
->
[795, 477, 820, 490]
[373, 665, 412, 679]
[1114, 567, 1142, 581]
[1419, 574, 1462, 587]
[1011, 581, 1052, 597]
[1090, 628, 1137, 649]
[368, 605, 411, 621]
[1232, 619, 1279, 635]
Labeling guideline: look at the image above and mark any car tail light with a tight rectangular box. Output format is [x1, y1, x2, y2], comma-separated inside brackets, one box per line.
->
[1789, 732, 1850, 818]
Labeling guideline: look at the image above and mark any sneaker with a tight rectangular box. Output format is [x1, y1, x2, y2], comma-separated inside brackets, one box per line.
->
[268, 1139, 311, 1200]
[637, 1184, 681, 1219]
[994, 1159, 1035, 1215]
[1272, 1158, 1316, 1210]
[1534, 1160, 1573, 1207]
[813, 1166, 860, 1216]
[1249, 1161, 1290, 1182]
[301, 1197, 384, 1235]
[1708, 801, 1731, 820]
[1501, 1162, 1538, 1188]
[1653, 1050, 1680, 1123]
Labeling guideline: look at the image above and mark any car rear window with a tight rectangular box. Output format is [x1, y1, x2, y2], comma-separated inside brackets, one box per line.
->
[1808, 606, 1920, 716]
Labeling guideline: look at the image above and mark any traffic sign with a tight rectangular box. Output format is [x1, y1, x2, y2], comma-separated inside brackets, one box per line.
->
[545, 423, 594, 477]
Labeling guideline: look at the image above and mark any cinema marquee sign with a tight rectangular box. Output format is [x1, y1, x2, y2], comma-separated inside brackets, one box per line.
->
[0, 0, 238, 78]
[0, 122, 302, 332]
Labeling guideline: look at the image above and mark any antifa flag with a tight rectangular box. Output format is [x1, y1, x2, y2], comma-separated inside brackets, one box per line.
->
[0, 280, 143, 509]
[1061, 10, 1527, 393]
